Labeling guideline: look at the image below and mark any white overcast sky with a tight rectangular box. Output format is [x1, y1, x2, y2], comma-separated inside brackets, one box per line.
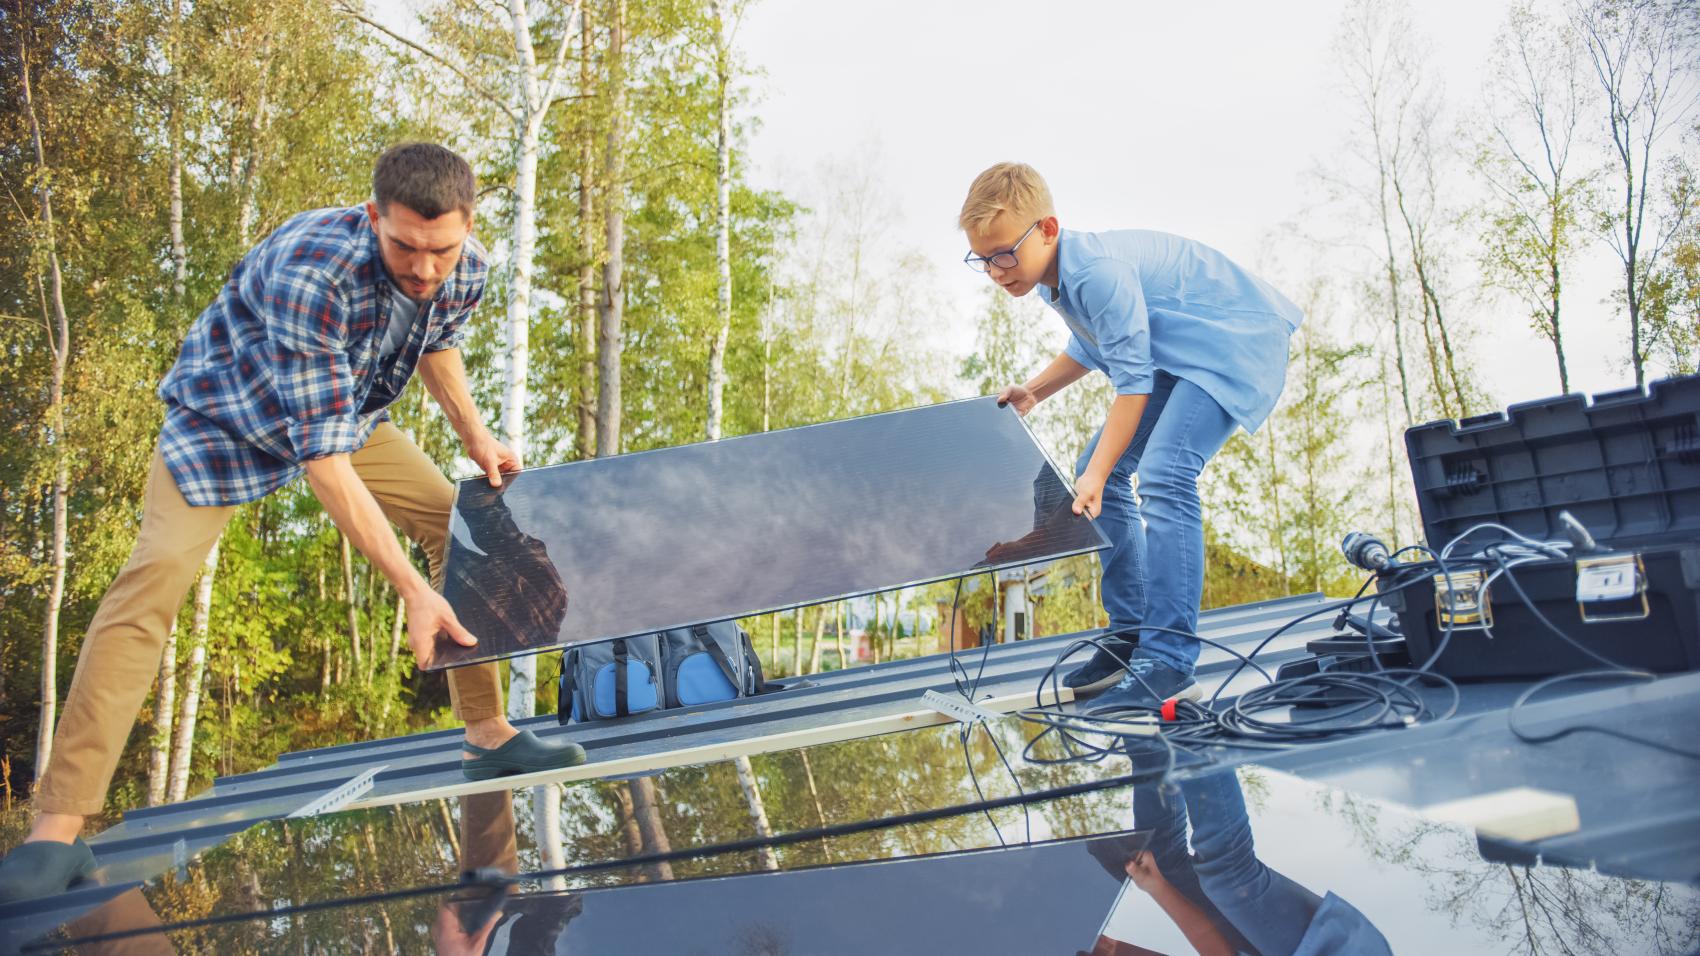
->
[369, 0, 1658, 408]
[736, 0, 1647, 408]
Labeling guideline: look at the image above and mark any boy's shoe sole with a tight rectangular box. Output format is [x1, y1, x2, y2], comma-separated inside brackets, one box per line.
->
[1062, 639, 1139, 698]
[1085, 679, 1204, 717]
[1068, 666, 1135, 698]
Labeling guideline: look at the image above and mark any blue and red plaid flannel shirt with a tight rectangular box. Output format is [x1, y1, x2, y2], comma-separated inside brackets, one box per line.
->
[157, 205, 488, 506]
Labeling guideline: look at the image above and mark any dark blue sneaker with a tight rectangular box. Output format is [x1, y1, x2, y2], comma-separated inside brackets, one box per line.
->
[1086, 653, 1201, 716]
[1063, 636, 1137, 697]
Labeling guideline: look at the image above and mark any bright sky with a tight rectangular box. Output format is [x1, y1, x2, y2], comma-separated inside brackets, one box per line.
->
[367, 0, 1651, 409]
[738, 0, 1643, 409]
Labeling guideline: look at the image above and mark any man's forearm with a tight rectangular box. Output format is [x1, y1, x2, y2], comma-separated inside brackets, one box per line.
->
[1082, 393, 1148, 480]
[417, 348, 489, 446]
[1024, 351, 1091, 403]
[306, 455, 430, 599]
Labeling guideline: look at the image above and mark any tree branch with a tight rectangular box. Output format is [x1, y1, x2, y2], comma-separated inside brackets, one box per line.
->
[536, 0, 582, 121]
[332, 1, 518, 122]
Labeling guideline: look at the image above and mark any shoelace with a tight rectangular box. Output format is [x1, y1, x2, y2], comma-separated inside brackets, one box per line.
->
[1111, 658, 1162, 693]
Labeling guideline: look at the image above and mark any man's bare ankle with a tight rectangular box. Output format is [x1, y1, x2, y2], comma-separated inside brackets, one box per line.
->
[27, 812, 84, 845]
[462, 716, 518, 749]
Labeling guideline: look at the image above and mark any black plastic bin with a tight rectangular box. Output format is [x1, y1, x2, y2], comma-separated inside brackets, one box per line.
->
[1380, 374, 1700, 680]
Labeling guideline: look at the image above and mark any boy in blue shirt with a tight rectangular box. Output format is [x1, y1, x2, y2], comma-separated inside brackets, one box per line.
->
[959, 163, 1302, 712]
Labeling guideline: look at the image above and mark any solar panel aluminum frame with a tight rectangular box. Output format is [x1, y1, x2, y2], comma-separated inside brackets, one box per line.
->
[429, 398, 1109, 669]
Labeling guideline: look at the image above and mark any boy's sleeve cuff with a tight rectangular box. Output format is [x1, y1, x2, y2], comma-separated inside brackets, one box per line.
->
[1064, 336, 1094, 369]
[1113, 371, 1156, 396]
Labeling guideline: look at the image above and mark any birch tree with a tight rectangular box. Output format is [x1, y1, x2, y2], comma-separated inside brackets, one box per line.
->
[335, 0, 584, 723]
[1334, 0, 1481, 421]
[147, 0, 189, 808]
[596, 0, 627, 457]
[15, 0, 73, 781]
[704, 0, 736, 441]
[1574, 0, 1697, 385]
[575, 6, 598, 459]
[1334, 0, 1421, 423]
[1477, 1, 1592, 394]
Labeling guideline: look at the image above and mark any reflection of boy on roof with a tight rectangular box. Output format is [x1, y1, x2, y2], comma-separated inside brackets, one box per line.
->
[1127, 766, 1391, 956]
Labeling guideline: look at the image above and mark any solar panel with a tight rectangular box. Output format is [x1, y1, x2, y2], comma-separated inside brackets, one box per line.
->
[488, 830, 1147, 953]
[431, 398, 1107, 668]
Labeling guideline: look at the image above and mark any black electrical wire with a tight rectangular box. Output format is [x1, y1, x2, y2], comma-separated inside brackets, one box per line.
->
[943, 572, 1031, 846]
[1013, 569, 1467, 772]
[1506, 669, 1700, 761]
[1012, 521, 1694, 780]
[1487, 551, 1634, 671]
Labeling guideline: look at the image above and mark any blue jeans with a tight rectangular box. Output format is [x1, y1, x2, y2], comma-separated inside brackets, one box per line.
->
[1136, 770, 1323, 956]
[1076, 372, 1238, 675]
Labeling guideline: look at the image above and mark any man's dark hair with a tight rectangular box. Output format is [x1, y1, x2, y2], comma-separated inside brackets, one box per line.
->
[373, 143, 476, 220]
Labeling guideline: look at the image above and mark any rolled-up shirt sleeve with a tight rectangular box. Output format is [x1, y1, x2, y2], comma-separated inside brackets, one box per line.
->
[427, 289, 481, 353]
[256, 268, 364, 461]
[1075, 259, 1155, 395]
[1064, 332, 1097, 371]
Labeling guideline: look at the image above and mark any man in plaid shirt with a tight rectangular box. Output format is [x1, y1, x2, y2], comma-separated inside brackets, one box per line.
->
[1, 143, 586, 902]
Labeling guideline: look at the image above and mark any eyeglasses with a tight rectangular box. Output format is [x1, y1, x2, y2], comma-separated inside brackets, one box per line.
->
[963, 220, 1040, 273]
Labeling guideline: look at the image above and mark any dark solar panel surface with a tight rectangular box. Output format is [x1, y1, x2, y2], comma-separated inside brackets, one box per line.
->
[432, 398, 1107, 668]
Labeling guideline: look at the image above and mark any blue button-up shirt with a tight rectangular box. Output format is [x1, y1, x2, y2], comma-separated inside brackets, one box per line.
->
[157, 205, 488, 506]
[1039, 228, 1302, 434]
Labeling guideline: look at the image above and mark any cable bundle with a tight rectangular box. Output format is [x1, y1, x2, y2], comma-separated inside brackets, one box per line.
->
[1012, 519, 1700, 790]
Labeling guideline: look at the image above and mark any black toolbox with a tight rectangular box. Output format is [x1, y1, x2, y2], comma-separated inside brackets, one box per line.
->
[1377, 375, 1700, 680]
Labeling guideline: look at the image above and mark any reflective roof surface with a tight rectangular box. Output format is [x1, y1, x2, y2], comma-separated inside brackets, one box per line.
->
[25, 715, 1700, 954]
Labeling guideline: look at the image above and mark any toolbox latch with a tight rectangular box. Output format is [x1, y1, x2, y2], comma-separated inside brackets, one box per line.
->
[1575, 553, 1649, 623]
[1434, 569, 1492, 632]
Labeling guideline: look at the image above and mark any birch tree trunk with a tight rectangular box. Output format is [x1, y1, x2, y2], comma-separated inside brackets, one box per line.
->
[501, 0, 583, 878]
[870, 594, 881, 665]
[798, 749, 832, 861]
[341, 532, 363, 676]
[791, 607, 803, 678]
[705, 0, 733, 442]
[833, 602, 846, 667]
[19, 13, 72, 781]
[808, 608, 826, 675]
[733, 755, 778, 870]
[611, 784, 643, 860]
[147, 623, 177, 807]
[503, 0, 545, 723]
[167, 539, 219, 802]
[596, 0, 627, 458]
[165, 77, 273, 796]
[168, 0, 187, 306]
[1340, 0, 1418, 422]
[576, 7, 598, 460]
[1575, 0, 1686, 388]
[1392, 174, 1467, 417]
[627, 775, 674, 882]
[156, 5, 189, 782]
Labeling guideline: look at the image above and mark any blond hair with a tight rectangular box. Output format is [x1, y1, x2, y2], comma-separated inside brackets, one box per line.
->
[957, 162, 1055, 234]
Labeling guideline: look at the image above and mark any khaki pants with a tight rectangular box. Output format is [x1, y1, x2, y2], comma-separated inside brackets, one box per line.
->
[35, 421, 503, 816]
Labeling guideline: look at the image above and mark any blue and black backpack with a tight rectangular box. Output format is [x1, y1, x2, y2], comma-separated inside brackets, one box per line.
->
[556, 622, 770, 723]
